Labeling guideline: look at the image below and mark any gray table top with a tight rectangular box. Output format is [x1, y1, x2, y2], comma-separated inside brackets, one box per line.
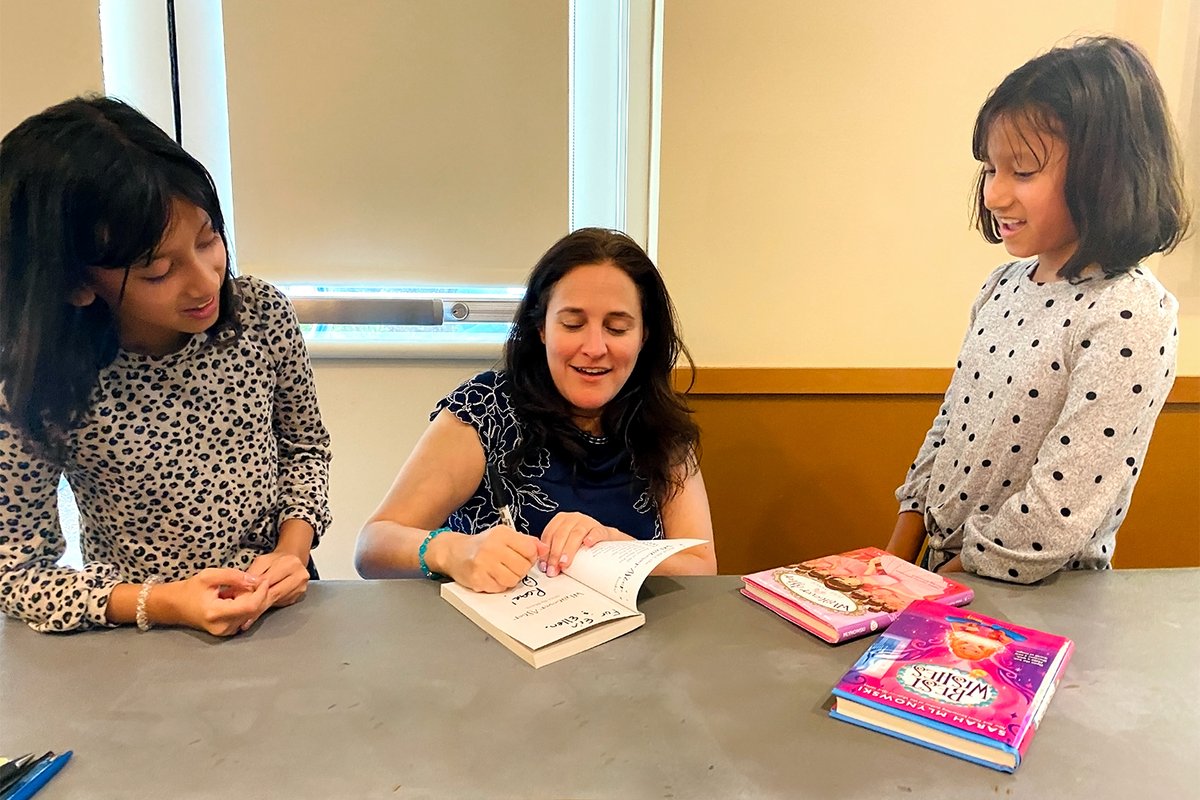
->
[2, 569, 1197, 799]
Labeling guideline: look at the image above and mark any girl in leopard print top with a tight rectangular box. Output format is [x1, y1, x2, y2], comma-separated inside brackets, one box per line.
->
[0, 96, 332, 634]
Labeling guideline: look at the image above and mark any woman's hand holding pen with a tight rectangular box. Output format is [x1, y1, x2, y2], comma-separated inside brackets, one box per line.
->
[428, 527, 537, 593]
[538, 512, 630, 577]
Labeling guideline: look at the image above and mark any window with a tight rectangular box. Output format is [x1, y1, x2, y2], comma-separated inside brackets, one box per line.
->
[99, 0, 659, 356]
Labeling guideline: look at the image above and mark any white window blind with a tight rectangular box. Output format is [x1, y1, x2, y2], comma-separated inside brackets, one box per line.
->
[221, 0, 569, 288]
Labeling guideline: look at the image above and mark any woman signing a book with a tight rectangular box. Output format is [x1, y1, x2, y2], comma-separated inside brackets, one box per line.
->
[355, 228, 716, 591]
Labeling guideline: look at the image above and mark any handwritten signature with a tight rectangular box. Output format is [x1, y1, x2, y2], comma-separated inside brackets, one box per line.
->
[509, 574, 547, 605]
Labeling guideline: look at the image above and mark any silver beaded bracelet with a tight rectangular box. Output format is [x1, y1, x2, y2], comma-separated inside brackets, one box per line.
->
[135, 576, 164, 631]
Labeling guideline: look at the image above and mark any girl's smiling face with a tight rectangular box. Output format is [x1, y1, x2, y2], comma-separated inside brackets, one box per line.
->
[76, 199, 227, 355]
[539, 262, 645, 433]
[981, 118, 1079, 278]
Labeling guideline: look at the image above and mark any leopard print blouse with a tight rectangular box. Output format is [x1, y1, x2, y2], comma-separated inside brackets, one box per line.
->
[0, 275, 332, 632]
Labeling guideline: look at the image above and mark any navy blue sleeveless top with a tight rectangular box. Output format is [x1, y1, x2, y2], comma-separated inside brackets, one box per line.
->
[433, 370, 663, 540]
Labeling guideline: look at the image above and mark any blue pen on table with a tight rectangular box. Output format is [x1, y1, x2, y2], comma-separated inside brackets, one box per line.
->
[486, 463, 517, 531]
[3, 750, 71, 800]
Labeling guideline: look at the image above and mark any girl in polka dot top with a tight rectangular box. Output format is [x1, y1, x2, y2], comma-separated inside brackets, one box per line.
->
[886, 38, 1189, 583]
[0, 97, 332, 633]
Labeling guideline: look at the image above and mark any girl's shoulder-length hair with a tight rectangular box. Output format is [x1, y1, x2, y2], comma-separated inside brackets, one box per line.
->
[502, 227, 700, 505]
[970, 36, 1191, 281]
[0, 95, 241, 455]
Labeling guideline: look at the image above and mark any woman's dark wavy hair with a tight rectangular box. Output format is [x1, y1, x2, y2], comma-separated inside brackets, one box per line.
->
[971, 36, 1191, 281]
[503, 228, 700, 505]
[0, 95, 240, 455]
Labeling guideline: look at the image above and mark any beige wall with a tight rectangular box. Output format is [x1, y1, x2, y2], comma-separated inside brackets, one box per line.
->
[311, 360, 493, 578]
[1152, 0, 1200, 354]
[0, 0, 102, 134]
[656, 0, 1199, 374]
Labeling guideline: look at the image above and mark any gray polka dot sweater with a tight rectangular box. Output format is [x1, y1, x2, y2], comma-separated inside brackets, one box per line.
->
[896, 259, 1178, 583]
[0, 275, 332, 631]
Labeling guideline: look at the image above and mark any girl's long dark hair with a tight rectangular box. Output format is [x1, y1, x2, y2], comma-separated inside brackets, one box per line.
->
[971, 37, 1190, 281]
[503, 228, 700, 506]
[0, 96, 240, 455]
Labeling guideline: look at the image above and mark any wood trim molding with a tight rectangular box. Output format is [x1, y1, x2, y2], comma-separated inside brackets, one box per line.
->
[673, 367, 1199, 404]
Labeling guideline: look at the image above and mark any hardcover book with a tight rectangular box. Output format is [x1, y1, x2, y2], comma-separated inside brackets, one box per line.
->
[441, 538, 706, 668]
[830, 600, 1074, 772]
[740, 547, 974, 643]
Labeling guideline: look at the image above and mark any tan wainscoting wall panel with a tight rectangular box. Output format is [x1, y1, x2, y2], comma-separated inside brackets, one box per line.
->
[675, 369, 1199, 575]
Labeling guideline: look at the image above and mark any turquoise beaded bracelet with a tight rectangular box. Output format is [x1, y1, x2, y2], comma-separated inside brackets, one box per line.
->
[419, 527, 451, 579]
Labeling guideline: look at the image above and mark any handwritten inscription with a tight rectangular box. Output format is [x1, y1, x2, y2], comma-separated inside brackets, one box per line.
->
[545, 608, 622, 630]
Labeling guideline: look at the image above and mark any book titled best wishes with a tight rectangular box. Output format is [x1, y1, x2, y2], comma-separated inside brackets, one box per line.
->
[740, 547, 973, 643]
[830, 600, 1074, 772]
[441, 538, 706, 668]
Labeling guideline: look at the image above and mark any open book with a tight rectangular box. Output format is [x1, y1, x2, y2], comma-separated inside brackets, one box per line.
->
[441, 538, 706, 668]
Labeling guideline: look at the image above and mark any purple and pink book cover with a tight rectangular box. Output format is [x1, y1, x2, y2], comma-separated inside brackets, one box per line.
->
[832, 600, 1074, 753]
[741, 547, 974, 642]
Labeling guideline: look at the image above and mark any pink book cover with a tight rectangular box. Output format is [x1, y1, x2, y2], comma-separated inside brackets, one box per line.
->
[740, 547, 974, 643]
[830, 600, 1074, 768]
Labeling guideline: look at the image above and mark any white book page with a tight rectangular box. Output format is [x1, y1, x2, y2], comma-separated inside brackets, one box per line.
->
[562, 538, 707, 610]
[444, 568, 635, 651]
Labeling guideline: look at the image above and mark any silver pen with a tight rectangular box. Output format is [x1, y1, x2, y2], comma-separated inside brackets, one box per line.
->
[487, 463, 517, 530]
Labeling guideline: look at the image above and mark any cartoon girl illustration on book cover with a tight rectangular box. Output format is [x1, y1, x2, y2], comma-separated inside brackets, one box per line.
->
[946, 615, 1024, 662]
